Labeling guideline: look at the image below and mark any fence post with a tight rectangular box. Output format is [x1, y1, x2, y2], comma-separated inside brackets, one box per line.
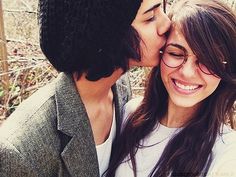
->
[0, 0, 9, 105]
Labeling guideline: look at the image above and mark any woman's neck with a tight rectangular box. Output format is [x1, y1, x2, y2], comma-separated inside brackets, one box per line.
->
[161, 98, 200, 128]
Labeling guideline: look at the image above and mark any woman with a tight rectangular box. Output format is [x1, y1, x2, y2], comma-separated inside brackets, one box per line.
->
[105, 0, 236, 176]
[0, 0, 170, 177]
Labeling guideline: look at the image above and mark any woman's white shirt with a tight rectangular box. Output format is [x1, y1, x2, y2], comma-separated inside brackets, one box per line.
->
[207, 125, 236, 177]
[115, 97, 236, 177]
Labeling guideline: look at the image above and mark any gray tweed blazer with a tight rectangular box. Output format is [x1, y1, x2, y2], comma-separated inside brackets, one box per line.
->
[0, 72, 131, 177]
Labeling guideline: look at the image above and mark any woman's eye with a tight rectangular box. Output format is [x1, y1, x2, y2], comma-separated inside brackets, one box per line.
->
[168, 52, 184, 58]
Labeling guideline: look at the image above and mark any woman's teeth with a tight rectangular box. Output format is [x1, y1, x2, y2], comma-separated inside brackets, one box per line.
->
[174, 80, 200, 90]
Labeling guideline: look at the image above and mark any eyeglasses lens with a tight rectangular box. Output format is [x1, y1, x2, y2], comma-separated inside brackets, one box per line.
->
[162, 45, 213, 75]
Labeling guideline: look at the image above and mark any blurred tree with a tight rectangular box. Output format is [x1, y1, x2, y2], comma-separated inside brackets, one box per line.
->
[0, 0, 9, 105]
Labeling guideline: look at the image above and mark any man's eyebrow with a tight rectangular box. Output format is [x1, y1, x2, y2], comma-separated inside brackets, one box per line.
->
[143, 3, 161, 14]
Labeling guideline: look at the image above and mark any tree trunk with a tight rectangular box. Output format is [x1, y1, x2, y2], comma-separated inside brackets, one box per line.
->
[0, 0, 9, 104]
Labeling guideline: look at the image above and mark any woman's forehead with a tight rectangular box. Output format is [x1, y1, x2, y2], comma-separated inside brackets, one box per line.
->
[167, 25, 183, 43]
[167, 25, 193, 53]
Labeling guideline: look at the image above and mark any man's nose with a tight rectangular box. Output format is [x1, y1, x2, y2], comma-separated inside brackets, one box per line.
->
[156, 12, 171, 36]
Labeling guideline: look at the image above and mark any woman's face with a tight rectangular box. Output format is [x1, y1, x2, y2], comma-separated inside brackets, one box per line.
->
[160, 25, 221, 108]
[129, 0, 171, 67]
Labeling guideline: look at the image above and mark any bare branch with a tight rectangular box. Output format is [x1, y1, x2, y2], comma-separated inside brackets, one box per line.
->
[4, 9, 37, 14]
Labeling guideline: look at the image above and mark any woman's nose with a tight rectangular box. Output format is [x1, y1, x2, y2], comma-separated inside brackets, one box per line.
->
[179, 59, 198, 77]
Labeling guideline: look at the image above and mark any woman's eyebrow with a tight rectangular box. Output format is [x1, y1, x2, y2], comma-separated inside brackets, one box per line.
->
[168, 43, 187, 52]
[143, 3, 161, 14]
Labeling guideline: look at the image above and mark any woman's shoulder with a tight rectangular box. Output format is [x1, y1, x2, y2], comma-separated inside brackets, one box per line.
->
[217, 125, 236, 145]
[121, 96, 143, 127]
[211, 125, 236, 160]
[124, 96, 143, 116]
[208, 126, 236, 176]
[212, 125, 236, 152]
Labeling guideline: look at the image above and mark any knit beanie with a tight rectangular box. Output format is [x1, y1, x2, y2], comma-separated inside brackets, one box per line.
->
[38, 0, 142, 79]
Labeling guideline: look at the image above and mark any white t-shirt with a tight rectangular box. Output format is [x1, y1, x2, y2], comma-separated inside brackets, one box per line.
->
[115, 97, 236, 177]
[96, 106, 116, 176]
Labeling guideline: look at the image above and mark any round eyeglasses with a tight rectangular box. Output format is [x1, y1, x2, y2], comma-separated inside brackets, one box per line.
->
[160, 44, 218, 75]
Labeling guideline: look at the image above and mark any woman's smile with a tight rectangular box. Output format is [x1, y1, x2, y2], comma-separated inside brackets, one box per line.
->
[171, 78, 203, 95]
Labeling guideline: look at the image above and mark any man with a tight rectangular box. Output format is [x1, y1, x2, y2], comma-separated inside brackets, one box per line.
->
[0, 0, 170, 176]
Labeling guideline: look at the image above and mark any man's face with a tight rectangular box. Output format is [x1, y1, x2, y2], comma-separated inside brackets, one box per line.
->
[129, 0, 171, 67]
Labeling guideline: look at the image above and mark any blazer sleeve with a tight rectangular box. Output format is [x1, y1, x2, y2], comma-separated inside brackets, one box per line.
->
[0, 138, 37, 177]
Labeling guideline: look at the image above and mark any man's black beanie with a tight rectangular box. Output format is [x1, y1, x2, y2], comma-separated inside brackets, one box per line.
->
[38, 0, 142, 72]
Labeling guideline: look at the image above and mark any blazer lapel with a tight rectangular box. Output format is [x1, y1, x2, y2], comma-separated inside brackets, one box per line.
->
[54, 72, 131, 177]
[55, 73, 99, 177]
